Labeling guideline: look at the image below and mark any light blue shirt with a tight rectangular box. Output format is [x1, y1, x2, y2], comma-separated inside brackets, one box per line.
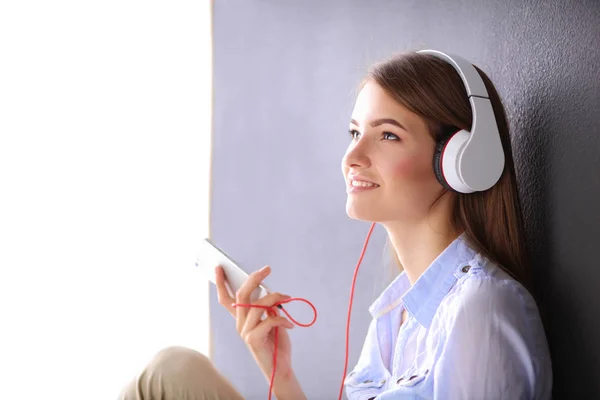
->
[345, 234, 552, 400]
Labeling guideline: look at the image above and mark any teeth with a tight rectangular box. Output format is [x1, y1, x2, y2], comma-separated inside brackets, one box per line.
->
[351, 180, 378, 188]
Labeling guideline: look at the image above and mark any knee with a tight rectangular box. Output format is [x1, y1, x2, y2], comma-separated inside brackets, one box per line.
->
[152, 346, 209, 364]
[144, 346, 213, 384]
[120, 347, 215, 400]
[148, 346, 212, 378]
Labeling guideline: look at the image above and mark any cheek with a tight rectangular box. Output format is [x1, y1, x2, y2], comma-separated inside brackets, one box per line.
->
[391, 155, 433, 181]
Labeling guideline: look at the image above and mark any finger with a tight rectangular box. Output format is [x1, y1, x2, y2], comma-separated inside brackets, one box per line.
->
[243, 315, 295, 348]
[215, 266, 235, 316]
[241, 293, 291, 337]
[235, 265, 271, 333]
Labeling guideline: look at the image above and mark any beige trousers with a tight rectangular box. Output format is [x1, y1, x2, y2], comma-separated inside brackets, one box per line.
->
[119, 346, 244, 400]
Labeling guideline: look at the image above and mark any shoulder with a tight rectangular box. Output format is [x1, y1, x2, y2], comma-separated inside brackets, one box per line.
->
[441, 257, 539, 330]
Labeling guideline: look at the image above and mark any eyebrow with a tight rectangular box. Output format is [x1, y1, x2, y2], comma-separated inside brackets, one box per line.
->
[350, 118, 408, 131]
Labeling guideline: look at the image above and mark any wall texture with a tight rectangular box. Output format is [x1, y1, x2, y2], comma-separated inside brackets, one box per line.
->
[211, 0, 600, 398]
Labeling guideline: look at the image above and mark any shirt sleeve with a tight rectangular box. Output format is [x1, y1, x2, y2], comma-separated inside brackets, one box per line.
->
[433, 278, 539, 400]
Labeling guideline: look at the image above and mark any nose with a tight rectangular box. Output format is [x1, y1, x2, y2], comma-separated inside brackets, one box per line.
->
[343, 138, 371, 169]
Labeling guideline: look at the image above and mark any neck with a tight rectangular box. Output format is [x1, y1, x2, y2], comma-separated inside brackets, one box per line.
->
[383, 206, 461, 285]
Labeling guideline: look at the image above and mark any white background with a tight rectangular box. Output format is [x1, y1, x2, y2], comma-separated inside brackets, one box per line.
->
[0, 1, 212, 398]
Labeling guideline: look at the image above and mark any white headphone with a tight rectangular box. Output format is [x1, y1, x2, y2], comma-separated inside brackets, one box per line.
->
[417, 49, 505, 193]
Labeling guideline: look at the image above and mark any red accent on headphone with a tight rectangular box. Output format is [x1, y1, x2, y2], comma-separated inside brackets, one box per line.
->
[440, 133, 453, 189]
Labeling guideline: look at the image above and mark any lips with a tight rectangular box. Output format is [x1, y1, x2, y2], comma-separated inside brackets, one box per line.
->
[347, 174, 379, 188]
[349, 180, 380, 188]
[347, 174, 380, 192]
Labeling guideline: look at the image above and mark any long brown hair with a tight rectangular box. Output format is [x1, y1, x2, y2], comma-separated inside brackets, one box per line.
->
[367, 51, 532, 293]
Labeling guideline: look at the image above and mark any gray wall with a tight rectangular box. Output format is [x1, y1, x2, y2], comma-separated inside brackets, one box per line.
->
[210, 1, 600, 398]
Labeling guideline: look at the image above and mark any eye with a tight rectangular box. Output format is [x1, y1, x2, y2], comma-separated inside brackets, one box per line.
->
[383, 132, 400, 141]
[348, 129, 361, 140]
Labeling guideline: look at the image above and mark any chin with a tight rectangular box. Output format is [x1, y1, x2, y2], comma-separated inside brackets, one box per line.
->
[346, 203, 385, 222]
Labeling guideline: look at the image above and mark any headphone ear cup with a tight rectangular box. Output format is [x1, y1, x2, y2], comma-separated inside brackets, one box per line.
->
[433, 135, 455, 192]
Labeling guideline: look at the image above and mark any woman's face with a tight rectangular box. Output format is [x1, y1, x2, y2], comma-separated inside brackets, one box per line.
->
[342, 80, 444, 223]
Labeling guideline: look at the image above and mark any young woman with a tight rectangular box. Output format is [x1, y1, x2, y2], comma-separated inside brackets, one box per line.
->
[120, 50, 552, 400]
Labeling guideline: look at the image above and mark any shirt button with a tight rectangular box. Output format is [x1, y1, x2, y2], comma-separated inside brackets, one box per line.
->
[461, 265, 471, 273]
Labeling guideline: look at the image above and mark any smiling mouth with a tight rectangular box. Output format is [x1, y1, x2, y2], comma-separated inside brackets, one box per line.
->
[349, 180, 380, 188]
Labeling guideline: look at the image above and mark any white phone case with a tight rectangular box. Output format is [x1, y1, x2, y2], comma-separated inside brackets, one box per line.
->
[196, 238, 269, 302]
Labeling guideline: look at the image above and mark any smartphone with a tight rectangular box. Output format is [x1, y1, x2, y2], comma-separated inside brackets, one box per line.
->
[196, 238, 269, 302]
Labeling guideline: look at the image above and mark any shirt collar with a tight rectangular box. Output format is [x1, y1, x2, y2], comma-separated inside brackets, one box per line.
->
[368, 233, 477, 328]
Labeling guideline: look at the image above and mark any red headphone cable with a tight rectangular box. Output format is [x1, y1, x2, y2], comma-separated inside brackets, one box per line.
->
[338, 221, 376, 400]
[233, 222, 376, 400]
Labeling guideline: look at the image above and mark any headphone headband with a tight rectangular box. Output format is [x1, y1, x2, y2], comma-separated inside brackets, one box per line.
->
[417, 50, 489, 99]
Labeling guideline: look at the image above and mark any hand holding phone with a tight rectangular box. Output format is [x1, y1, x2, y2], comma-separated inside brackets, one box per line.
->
[196, 238, 269, 302]
[196, 238, 319, 400]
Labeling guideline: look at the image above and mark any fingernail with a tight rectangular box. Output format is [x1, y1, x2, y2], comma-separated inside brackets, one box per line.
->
[260, 265, 270, 272]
